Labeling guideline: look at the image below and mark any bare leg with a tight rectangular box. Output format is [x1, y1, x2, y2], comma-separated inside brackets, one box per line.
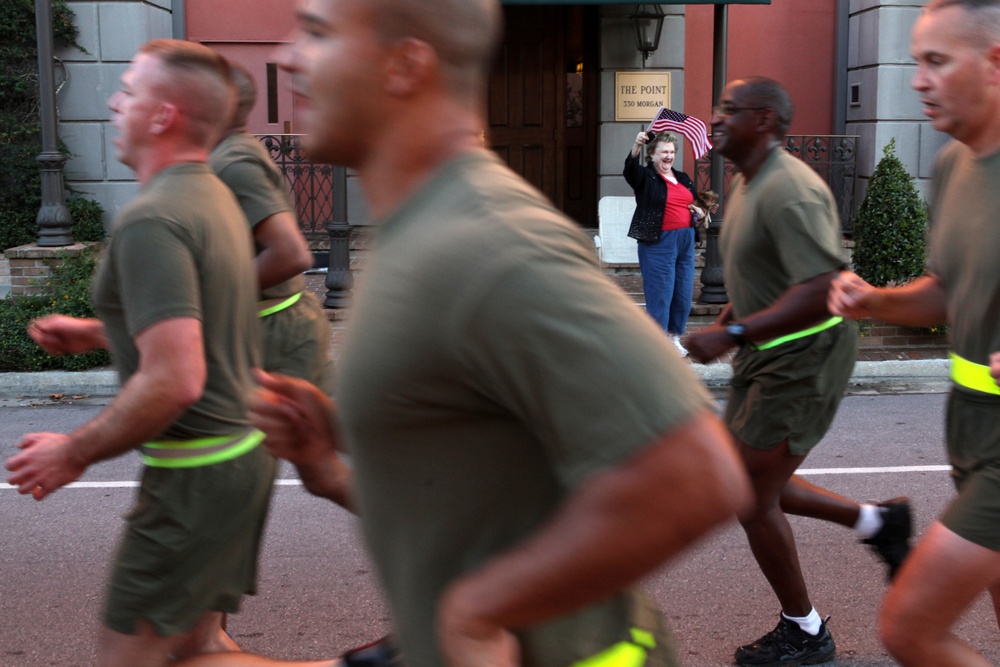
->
[738, 439, 813, 617]
[991, 578, 1000, 635]
[97, 619, 180, 667]
[171, 612, 240, 661]
[881, 521, 1000, 666]
[780, 475, 860, 527]
[98, 614, 247, 667]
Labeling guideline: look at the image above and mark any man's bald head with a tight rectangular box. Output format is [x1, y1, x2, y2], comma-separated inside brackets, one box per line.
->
[736, 76, 794, 139]
[138, 39, 236, 148]
[924, 0, 1000, 48]
[227, 61, 258, 132]
[366, 0, 502, 97]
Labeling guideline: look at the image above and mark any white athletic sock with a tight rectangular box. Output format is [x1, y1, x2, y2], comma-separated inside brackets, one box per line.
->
[782, 608, 822, 636]
[853, 504, 883, 539]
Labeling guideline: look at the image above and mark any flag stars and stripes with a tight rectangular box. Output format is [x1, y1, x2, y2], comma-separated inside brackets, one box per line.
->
[646, 107, 712, 160]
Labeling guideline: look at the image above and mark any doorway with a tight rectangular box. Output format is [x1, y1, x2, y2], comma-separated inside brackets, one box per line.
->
[487, 6, 599, 226]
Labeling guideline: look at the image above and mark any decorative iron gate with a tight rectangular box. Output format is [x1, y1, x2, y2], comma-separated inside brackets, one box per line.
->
[694, 135, 859, 232]
[258, 133, 860, 238]
[255, 134, 335, 243]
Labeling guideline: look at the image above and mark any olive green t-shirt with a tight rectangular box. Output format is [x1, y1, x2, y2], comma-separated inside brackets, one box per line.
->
[91, 162, 260, 439]
[338, 150, 712, 667]
[721, 149, 847, 319]
[928, 140, 1000, 364]
[209, 131, 304, 301]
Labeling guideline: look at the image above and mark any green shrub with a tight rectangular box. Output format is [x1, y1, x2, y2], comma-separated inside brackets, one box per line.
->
[852, 138, 928, 286]
[0, 246, 111, 372]
[0, 123, 43, 251]
[68, 197, 106, 242]
[0, 1, 80, 120]
[0, 295, 52, 371]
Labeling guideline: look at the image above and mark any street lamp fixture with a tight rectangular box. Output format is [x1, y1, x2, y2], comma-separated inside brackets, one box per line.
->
[34, 0, 73, 247]
[630, 4, 665, 66]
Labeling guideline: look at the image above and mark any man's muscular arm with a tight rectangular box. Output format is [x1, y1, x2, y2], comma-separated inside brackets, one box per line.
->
[6, 317, 206, 499]
[254, 211, 313, 291]
[29, 315, 110, 355]
[251, 370, 355, 512]
[828, 272, 947, 327]
[436, 410, 751, 665]
[686, 271, 838, 363]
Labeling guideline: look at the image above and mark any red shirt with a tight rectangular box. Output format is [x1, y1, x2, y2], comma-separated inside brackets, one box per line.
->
[661, 174, 694, 231]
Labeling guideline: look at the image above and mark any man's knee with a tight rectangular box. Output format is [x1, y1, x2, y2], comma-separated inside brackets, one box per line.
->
[879, 595, 922, 663]
[738, 446, 802, 516]
[738, 494, 780, 526]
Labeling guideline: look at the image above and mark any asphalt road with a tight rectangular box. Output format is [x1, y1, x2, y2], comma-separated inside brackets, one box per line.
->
[2, 392, 997, 666]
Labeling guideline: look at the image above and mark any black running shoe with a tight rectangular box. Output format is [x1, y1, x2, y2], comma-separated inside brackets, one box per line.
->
[862, 496, 912, 581]
[343, 636, 404, 667]
[734, 616, 836, 667]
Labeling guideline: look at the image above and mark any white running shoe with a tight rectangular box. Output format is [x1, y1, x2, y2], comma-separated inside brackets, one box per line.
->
[670, 334, 688, 357]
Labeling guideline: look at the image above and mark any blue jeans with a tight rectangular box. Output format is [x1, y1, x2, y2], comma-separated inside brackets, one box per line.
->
[637, 227, 695, 335]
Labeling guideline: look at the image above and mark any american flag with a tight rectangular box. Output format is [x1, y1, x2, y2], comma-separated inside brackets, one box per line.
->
[646, 107, 712, 160]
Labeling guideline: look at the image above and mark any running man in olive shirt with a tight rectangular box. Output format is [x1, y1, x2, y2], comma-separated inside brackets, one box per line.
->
[687, 76, 911, 667]
[831, 2, 1000, 663]
[210, 61, 333, 389]
[6, 40, 273, 667]
[180, 1, 752, 666]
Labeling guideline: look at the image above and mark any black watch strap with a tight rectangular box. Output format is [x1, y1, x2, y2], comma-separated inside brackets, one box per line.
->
[725, 322, 748, 346]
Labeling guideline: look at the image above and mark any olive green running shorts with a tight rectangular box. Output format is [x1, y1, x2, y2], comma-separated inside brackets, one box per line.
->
[941, 388, 1000, 551]
[261, 291, 334, 390]
[724, 320, 857, 456]
[103, 444, 276, 636]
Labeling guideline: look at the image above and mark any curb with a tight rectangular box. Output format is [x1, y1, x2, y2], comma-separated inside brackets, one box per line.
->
[691, 358, 952, 395]
[0, 359, 953, 399]
[847, 358, 952, 394]
[0, 370, 120, 399]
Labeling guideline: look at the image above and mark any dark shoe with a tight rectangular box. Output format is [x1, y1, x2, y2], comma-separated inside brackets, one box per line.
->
[862, 496, 912, 581]
[734, 616, 836, 667]
[343, 636, 404, 667]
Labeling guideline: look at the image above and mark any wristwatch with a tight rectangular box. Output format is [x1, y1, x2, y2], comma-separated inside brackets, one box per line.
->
[725, 322, 749, 346]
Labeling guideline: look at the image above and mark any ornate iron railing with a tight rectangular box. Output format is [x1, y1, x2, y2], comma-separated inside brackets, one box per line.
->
[257, 133, 860, 238]
[694, 135, 859, 232]
[254, 134, 336, 241]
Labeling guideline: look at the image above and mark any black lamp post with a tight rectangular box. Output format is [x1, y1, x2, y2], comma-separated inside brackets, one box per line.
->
[34, 0, 73, 247]
[630, 4, 665, 66]
[699, 4, 729, 304]
[324, 165, 352, 308]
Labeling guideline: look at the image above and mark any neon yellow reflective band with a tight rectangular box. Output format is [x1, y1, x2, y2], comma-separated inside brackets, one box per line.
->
[949, 352, 1000, 395]
[629, 628, 656, 649]
[141, 429, 265, 468]
[753, 316, 843, 351]
[258, 291, 303, 318]
[572, 628, 655, 667]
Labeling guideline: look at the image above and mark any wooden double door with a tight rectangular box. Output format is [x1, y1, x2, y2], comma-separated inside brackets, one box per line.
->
[487, 6, 599, 227]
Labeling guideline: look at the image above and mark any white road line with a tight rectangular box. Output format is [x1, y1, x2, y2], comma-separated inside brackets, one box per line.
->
[0, 479, 305, 490]
[0, 465, 952, 491]
[799, 465, 950, 475]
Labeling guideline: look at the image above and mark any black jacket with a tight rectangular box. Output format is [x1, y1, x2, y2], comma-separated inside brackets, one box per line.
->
[623, 151, 697, 242]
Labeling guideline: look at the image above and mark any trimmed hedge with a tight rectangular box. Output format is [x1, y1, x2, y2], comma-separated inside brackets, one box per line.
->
[0, 246, 111, 372]
[852, 138, 928, 287]
[0, 2, 109, 372]
[68, 197, 106, 242]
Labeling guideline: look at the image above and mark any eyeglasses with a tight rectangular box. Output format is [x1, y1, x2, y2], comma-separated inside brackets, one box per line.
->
[713, 104, 768, 118]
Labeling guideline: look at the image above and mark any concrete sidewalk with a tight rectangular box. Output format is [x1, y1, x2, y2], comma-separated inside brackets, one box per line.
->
[0, 358, 952, 399]
[0, 277, 953, 399]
